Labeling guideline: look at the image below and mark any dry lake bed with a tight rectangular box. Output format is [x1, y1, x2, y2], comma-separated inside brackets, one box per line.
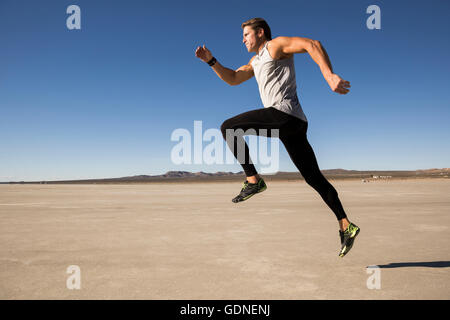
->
[1, 178, 449, 299]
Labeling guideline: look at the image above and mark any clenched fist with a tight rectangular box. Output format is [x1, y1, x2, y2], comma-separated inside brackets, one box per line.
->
[326, 73, 351, 94]
[195, 44, 213, 63]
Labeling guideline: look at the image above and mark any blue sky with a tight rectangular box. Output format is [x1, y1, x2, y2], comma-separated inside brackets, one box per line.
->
[1, 0, 449, 182]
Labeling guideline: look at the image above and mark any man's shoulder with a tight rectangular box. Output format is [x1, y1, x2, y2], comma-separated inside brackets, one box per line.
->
[268, 36, 289, 46]
[267, 37, 293, 60]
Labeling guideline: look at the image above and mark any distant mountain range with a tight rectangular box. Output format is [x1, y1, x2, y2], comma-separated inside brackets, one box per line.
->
[123, 171, 243, 179]
[1, 168, 448, 184]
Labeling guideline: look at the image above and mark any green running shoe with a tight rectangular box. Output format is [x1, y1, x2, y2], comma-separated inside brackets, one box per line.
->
[339, 222, 360, 258]
[232, 178, 267, 203]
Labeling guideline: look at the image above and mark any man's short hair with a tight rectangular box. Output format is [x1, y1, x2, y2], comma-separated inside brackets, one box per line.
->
[241, 17, 272, 40]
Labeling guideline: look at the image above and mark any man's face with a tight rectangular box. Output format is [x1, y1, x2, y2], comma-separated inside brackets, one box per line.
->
[242, 26, 263, 53]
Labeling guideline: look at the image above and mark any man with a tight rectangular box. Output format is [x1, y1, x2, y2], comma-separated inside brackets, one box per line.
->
[195, 18, 360, 257]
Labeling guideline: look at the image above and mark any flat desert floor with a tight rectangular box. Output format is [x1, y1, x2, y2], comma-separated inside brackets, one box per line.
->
[1, 179, 449, 299]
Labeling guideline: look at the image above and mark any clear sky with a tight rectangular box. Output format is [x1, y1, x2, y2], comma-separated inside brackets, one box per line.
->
[1, 0, 449, 182]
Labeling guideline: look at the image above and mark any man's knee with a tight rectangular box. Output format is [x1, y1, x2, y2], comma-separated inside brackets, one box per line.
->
[303, 174, 315, 187]
[304, 173, 336, 195]
[220, 119, 232, 137]
[303, 171, 327, 188]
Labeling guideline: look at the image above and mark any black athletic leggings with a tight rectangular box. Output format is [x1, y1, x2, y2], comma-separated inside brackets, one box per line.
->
[220, 107, 347, 221]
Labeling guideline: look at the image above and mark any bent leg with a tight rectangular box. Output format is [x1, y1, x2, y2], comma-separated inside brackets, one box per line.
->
[221, 107, 290, 177]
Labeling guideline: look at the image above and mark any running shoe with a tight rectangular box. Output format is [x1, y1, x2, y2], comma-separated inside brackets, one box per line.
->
[339, 230, 344, 245]
[339, 222, 360, 258]
[232, 178, 267, 203]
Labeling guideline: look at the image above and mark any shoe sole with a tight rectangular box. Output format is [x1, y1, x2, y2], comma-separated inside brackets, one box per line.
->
[233, 185, 267, 203]
[339, 227, 360, 258]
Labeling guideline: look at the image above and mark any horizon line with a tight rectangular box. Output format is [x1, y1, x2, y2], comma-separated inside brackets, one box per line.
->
[1, 167, 448, 184]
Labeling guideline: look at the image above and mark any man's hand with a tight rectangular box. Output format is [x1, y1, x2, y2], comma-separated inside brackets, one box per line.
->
[195, 44, 213, 63]
[326, 73, 351, 94]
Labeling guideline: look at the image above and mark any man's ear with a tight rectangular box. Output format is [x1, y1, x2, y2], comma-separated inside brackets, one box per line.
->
[257, 27, 264, 39]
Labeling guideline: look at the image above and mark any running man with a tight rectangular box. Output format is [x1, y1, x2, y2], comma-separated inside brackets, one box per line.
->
[195, 18, 360, 257]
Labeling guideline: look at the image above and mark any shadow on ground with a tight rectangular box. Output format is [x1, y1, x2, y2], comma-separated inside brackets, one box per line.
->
[371, 261, 450, 268]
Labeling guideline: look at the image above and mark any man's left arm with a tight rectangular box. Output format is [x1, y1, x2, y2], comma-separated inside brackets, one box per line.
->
[273, 36, 351, 94]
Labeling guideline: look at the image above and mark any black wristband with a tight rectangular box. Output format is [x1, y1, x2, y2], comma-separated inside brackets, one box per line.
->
[207, 57, 217, 66]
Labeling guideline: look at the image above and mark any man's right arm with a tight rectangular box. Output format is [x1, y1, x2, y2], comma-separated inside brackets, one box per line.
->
[195, 44, 254, 86]
[211, 57, 254, 86]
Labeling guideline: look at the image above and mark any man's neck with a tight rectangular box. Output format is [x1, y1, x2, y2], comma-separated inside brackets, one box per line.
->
[256, 39, 268, 54]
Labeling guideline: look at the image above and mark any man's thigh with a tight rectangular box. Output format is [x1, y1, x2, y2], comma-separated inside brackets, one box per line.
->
[222, 107, 292, 136]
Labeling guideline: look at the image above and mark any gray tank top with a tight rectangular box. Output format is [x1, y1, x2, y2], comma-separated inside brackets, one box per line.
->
[251, 41, 308, 122]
